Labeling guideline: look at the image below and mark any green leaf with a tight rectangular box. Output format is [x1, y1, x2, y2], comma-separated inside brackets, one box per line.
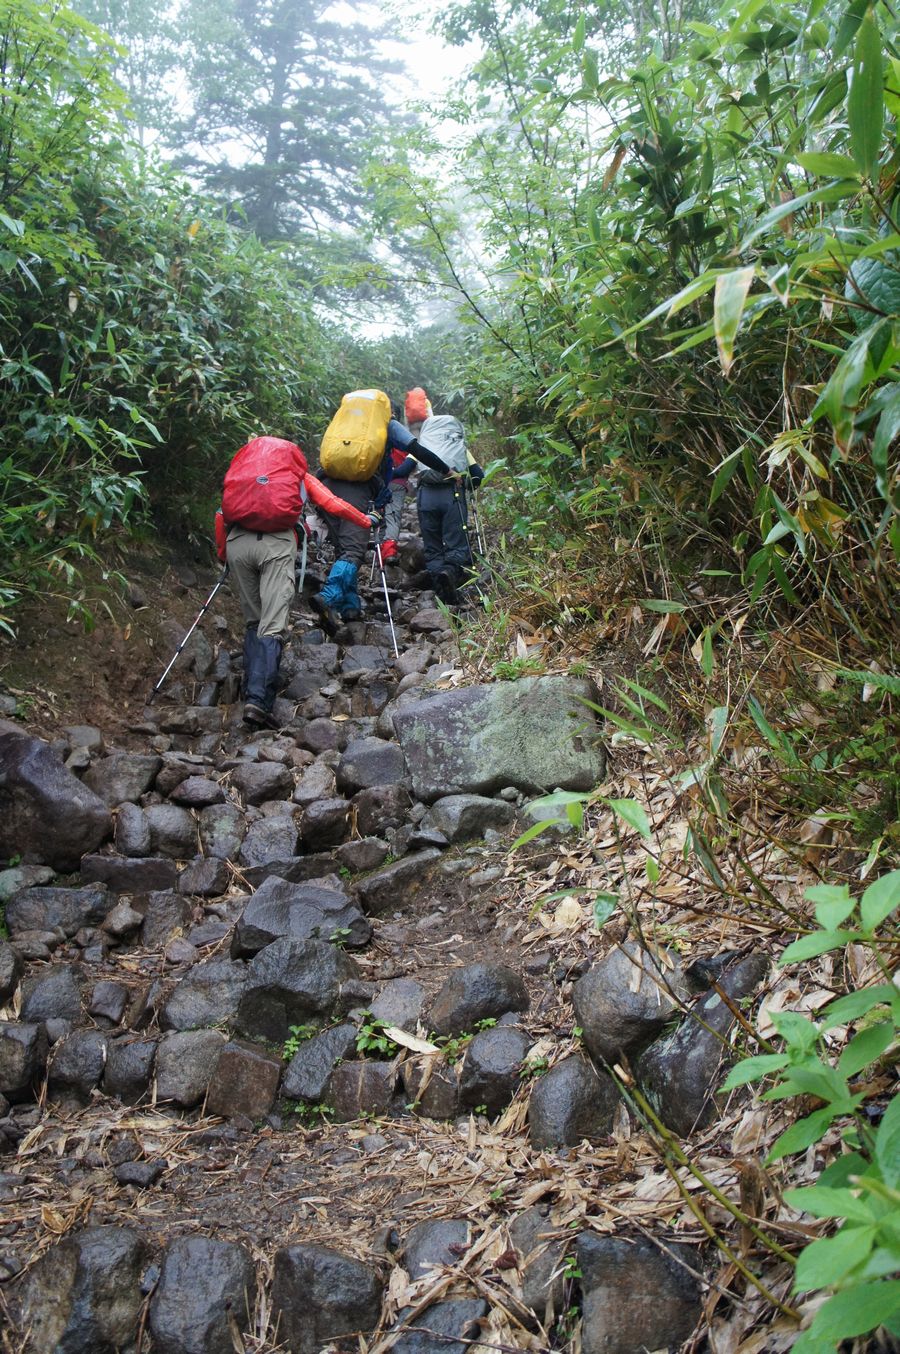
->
[739, 181, 859, 250]
[639, 598, 686, 613]
[838, 1021, 894, 1077]
[582, 49, 599, 90]
[606, 798, 652, 839]
[593, 894, 618, 927]
[780, 929, 856, 963]
[872, 386, 900, 498]
[510, 818, 561, 850]
[769, 1010, 821, 1051]
[806, 883, 855, 930]
[721, 1053, 789, 1088]
[794, 151, 861, 178]
[848, 8, 884, 178]
[768, 1107, 836, 1160]
[875, 1093, 900, 1187]
[821, 984, 896, 1030]
[572, 13, 585, 50]
[859, 869, 900, 931]
[785, 1186, 875, 1223]
[805, 1280, 900, 1343]
[794, 1226, 876, 1292]
[713, 266, 755, 376]
[533, 77, 554, 93]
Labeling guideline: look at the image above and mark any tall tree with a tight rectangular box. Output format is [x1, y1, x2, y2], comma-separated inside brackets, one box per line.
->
[68, 0, 181, 143]
[173, 0, 406, 240]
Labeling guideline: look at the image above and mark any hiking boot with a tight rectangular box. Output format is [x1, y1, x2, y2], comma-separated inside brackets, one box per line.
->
[380, 539, 399, 563]
[243, 701, 278, 729]
[310, 593, 340, 636]
[341, 607, 362, 623]
[434, 570, 458, 606]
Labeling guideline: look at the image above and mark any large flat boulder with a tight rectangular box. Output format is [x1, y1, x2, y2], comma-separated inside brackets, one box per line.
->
[0, 729, 112, 869]
[393, 676, 605, 801]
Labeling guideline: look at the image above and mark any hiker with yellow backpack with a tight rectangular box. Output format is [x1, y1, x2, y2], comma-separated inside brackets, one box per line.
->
[312, 390, 450, 629]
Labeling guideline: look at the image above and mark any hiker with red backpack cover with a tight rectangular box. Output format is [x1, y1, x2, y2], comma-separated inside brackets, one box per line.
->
[215, 435, 382, 727]
[312, 393, 450, 630]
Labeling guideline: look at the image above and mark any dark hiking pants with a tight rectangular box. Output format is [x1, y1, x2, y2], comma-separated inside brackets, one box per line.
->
[417, 481, 471, 583]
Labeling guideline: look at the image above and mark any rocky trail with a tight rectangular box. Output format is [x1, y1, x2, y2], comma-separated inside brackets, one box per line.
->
[0, 522, 780, 1354]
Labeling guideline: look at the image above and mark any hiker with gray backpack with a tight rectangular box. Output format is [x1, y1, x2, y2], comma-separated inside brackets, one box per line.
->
[312, 390, 450, 630]
[413, 413, 485, 605]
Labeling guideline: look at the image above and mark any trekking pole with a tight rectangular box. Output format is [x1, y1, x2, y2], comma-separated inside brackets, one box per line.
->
[148, 566, 228, 703]
[469, 487, 487, 558]
[295, 526, 309, 593]
[374, 542, 400, 659]
[452, 480, 474, 568]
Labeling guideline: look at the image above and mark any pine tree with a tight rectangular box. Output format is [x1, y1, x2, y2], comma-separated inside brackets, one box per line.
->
[174, 0, 405, 240]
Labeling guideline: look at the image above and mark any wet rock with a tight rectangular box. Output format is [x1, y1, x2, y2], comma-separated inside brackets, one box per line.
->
[355, 849, 442, 916]
[149, 1235, 254, 1354]
[458, 1025, 531, 1115]
[528, 1054, 621, 1148]
[395, 646, 431, 676]
[0, 1022, 48, 1101]
[81, 854, 178, 892]
[636, 954, 768, 1137]
[394, 676, 606, 801]
[155, 754, 212, 796]
[89, 981, 129, 1026]
[402, 1057, 460, 1119]
[145, 804, 197, 858]
[24, 1224, 148, 1354]
[239, 816, 300, 867]
[162, 959, 248, 1031]
[206, 1040, 282, 1118]
[103, 1038, 156, 1103]
[297, 718, 345, 754]
[572, 942, 691, 1066]
[508, 1206, 566, 1325]
[328, 1059, 396, 1120]
[101, 898, 144, 941]
[114, 802, 152, 857]
[281, 1023, 357, 1102]
[231, 760, 293, 805]
[83, 752, 162, 807]
[576, 1232, 702, 1354]
[292, 760, 337, 806]
[271, 1243, 383, 1354]
[0, 941, 22, 1002]
[406, 1218, 471, 1277]
[5, 885, 111, 938]
[65, 724, 104, 753]
[371, 978, 425, 1030]
[169, 776, 226, 807]
[336, 737, 407, 793]
[428, 963, 529, 1038]
[165, 938, 199, 965]
[155, 1029, 226, 1106]
[114, 1158, 166, 1188]
[231, 876, 369, 957]
[351, 783, 412, 836]
[235, 939, 359, 1043]
[48, 1029, 108, 1106]
[177, 855, 230, 897]
[140, 892, 191, 947]
[389, 1298, 488, 1354]
[342, 643, 389, 673]
[198, 802, 247, 859]
[336, 836, 390, 873]
[22, 964, 84, 1022]
[300, 797, 351, 846]
[0, 729, 113, 869]
[425, 794, 516, 843]
[0, 863, 55, 902]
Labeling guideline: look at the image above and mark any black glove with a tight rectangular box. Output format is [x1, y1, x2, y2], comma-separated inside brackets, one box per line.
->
[468, 463, 485, 487]
[368, 510, 384, 529]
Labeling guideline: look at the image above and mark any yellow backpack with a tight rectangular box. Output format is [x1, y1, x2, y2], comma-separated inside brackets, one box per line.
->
[319, 389, 391, 482]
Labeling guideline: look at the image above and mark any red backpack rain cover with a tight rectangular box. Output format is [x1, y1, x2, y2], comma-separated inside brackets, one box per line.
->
[221, 437, 308, 531]
[405, 387, 430, 424]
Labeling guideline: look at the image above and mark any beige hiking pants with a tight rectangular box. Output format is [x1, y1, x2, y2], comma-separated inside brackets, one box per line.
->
[226, 527, 296, 637]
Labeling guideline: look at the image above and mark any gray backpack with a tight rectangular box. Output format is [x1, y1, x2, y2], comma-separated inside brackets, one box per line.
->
[417, 415, 468, 484]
